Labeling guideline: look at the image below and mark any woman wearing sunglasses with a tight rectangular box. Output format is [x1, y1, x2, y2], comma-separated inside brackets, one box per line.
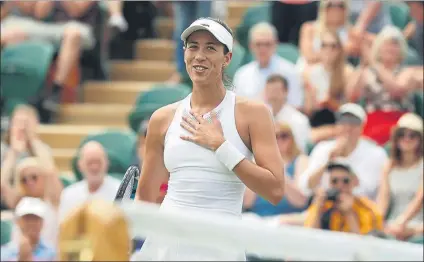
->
[297, 0, 362, 73]
[243, 123, 309, 217]
[303, 30, 353, 143]
[376, 113, 423, 241]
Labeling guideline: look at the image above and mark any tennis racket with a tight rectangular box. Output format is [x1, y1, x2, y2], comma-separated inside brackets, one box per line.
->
[114, 166, 140, 201]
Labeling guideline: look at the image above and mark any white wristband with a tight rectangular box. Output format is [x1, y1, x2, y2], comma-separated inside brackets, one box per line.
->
[215, 140, 245, 171]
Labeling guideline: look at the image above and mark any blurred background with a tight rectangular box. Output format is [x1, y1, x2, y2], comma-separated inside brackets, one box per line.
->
[0, 0, 423, 260]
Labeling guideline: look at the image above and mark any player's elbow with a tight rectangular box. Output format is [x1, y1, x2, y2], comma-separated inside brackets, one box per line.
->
[268, 173, 285, 205]
[269, 186, 285, 206]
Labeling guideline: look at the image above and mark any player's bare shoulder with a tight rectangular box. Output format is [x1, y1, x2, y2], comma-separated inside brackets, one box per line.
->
[235, 96, 273, 124]
[148, 102, 181, 139]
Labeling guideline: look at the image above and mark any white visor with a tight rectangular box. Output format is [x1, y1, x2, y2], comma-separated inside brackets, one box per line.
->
[181, 18, 233, 52]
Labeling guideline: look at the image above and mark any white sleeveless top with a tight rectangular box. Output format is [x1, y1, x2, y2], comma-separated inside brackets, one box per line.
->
[162, 90, 253, 217]
[387, 159, 424, 225]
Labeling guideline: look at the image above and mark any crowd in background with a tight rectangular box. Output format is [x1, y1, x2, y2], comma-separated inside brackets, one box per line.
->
[0, 0, 423, 261]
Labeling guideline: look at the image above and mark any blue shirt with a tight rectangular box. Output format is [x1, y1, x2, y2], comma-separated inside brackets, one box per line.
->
[1, 240, 56, 261]
[249, 158, 308, 216]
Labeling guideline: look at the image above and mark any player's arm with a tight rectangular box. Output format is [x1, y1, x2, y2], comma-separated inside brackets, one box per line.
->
[135, 105, 174, 202]
[233, 101, 285, 205]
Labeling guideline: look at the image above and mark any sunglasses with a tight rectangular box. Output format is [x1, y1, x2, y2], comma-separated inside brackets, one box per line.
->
[254, 41, 274, 48]
[321, 42, 339, 50]
[326, 2, 346, 9]
[20, 174, 38, 185]
[276, 132, 290, 140]
[397, 129, 420, 140]
[331, 177, 350, 185]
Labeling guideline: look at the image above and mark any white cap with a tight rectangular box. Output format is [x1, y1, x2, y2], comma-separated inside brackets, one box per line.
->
[338, 103, 367, 123]
[181, 18, 233, 52]
[397, 113, 423, 134]
[15, 197, 47, 219]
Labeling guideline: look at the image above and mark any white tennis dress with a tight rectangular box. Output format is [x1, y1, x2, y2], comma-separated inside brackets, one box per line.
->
[132, 90, 253, 261]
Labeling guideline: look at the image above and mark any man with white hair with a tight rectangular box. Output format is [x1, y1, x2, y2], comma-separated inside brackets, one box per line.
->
[58, 141, 121, 222]
[233, 22, 303, 108]
[1, 197, 56, 261]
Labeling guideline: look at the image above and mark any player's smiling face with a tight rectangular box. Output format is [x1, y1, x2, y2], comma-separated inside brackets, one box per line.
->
[184, 30, 230, 85]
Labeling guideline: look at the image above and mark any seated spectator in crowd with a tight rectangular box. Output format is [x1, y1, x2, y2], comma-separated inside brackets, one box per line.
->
[406, 1, 423, 65]
[234, 22, 303, 108]
[303, 30, 353, 143]
[1, 158, 62, 248]
[263, 74, 310, 152]
[346, 26, 420, 145]
[298, 103, 388, 200]
[58, 141, 121, 222]
[1, 1, 98, 111]
[1, 197, 56, 261]
[304, 159, 383, 234]
[243, 123, 309, 217]
[1, 105, 53, 211]
[376, 113, 423, 240]
[297, 0, 363, 72]
[1, 105, 52, 165]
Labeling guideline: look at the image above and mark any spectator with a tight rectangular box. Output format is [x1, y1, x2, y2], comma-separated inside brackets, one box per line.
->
[263, 74, 310, 152]
[58, 141, 120, 222]
[167, 1, 212, 84]
[243, 123, 309, 217]
[1, 197, 56, 261]
[376, 113, 423, 240]
[1, 105, 52, 165]
[1, 1, 98, 112]
[1, 158, 62, 248]
[304, 159, 383, 234]
[271, 0, 319, 45]
[303, 30, 353, 143]
[297, 0, 362, 72]
[346, 26, 420, 145]
[298, 103, 388, 199]
[234, 22, 303, 108]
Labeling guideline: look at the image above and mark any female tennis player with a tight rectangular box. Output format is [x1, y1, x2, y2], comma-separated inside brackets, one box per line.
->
[132, 17, 285, 261]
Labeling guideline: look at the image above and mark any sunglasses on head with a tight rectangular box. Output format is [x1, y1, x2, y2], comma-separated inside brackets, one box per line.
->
[20, 174, 38, 185]
[326, 2, 345, 9]
[276, 132, 290, 140]
[321, 42, 339, 49]
[331, 177, 350, 185]
[397, 128, 420, 140]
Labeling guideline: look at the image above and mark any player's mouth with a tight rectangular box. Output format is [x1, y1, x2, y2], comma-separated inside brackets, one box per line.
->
[193, 65, 208, 72]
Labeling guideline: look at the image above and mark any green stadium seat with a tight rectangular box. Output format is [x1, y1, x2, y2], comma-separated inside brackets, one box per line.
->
[1, 41, 55, 104]
[59, 175, 76, 188]
[276, 43, 300, 64]
[128, 84, 191, 132]
[225, 42, 247, 80]
[404, 47, 422, 66]
[242, 42, 300, 66]
[1, 219, 12, 246]
[72, 130, 137, 181]
[235, 3, 271, 50]
[389, 2, 411, 30]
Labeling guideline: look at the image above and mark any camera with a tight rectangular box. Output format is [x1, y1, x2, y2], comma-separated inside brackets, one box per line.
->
[326, 188, 340, 202]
